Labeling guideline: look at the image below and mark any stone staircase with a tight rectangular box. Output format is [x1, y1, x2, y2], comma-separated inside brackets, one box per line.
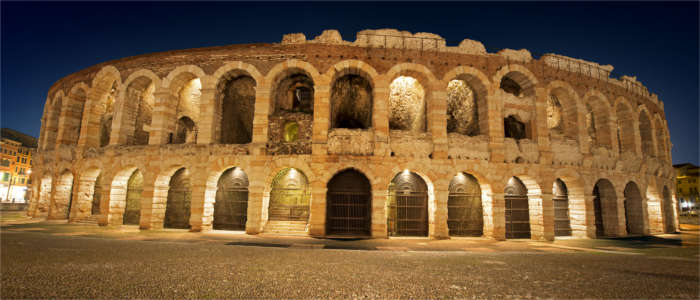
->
[263, 220, 308, 236]
[71, 215, 101, 226]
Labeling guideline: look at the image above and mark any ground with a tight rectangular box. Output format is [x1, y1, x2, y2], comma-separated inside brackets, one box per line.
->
[1, 212, 698, 299]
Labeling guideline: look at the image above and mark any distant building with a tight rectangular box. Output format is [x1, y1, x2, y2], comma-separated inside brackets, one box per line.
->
[1, 128, 37, 203]
[674, 163, 699, 213]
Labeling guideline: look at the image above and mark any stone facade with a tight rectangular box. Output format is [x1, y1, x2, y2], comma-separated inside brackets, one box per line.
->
[27, 29, 678, 241]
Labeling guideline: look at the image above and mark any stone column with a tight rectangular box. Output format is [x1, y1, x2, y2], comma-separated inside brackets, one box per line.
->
[188, 183, 206, 232]
[615, 190, 629, 237]
[534, 87, 552, 165]
[537, 193, 555, 241]
[197, 88, 217, 144]
[583, 193, 598, 238]
[308, 182, 326, 237]
[429, 87, 448, 160]
[149, 89, 176, 145]
[373, 77, 390, 157]
[430, 187, 449, 239]
[311, 80, 330, 155]
[488, 192, 506, 240]
[245, 183, 265, 235]
[487, 94, 505, 162]
[371, 188, 388, 238]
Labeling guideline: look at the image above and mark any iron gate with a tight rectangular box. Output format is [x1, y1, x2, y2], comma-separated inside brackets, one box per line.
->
[388, 190, 428, 236]
[268, 188, 310, 221]
[593, 186, 605, 237]
[165, 187, 191, 229]
[327, 191, 371, 236]
[213, 188, 248, 230]
[505, 194, 530, 239]
[123, 186, 142, 225]
[553, 195, 572, 236]
[447, 192, 483, 236]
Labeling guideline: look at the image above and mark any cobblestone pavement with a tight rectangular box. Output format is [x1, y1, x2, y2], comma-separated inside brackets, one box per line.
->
[1, 215, 699, 299]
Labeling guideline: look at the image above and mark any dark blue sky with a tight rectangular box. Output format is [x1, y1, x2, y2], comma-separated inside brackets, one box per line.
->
[2, 2, 698, 164]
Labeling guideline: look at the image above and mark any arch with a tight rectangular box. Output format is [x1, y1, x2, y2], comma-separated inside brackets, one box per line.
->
[326, 168, 372, 236]
[492, 64, 538, 97]
[593, 179, 619, 237]
[52, 169, 74, 219]
[553, 178, 572, 236]
[386, 62, 438, 83]
[504, 176, 530, 239]
[211, 61, 263, 89]
[162, 65, 206, 89]
[60, 83, 89, 145]
[614, 97, 636, 154]
[387, 170, 429, 237]
[119, 70, 159, 145]
[653, 114, 668, 161]
[164, 168, 192, 229]
[268, 167, 311, 222]
[444, 67, 490, 136]
[216, 69, 257, 144]
[389, 76, 427, 132]
[330, 72, 373, 129]
[86, 66, 121, 148]
[163, 67, 204, 143]
[73, 167, 102, 221]
[623, 181, 644, 235]
[662, 186, 675, 233]
[43, 91, 64, 150]
[583, 90, 613, 148]
[637, 107, 654, 157]
[213, 167, 249, 230]
[447, 172, 483, 236]
[107, 167, 142, 226]
[552, 169, 586, 237]
[546, 81, 580, 141]
[326, 59, 379, 87]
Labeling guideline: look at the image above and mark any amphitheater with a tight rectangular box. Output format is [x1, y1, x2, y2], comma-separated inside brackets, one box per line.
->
[28, 29, 678, 240]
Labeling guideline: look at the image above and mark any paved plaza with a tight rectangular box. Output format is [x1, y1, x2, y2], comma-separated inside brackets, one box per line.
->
[1, 213, 698, 299]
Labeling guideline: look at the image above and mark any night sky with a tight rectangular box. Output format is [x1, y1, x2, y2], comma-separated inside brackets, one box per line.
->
[1, 2, 697, 164]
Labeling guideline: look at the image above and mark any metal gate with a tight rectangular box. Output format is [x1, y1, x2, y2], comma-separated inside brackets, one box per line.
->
[123, 186, 142, 225]
[505, 177, 530, 239]
[553, 195, 572, 236]
[326, 169, 372, 236]
[593, 186, 605, 237]
[213, 188, 248, 230]
[448, 192, 483, 236]
[388, 191, 428, 236]
[165, 187, 191, 229]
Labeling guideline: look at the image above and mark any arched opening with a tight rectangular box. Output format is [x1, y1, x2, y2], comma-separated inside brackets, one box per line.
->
[99, 81, 118, 147]
[37, 176, 52, 216]
[219, 74, 256, 144]
[91, 174, 102, 215]
[164, 168, 191, 229]
[44, 95, 62, 150]
[330, 74, 373, 129]
[389, 76, 426, 132]
[615, 102, 635, 154]
[623, 182, 644, 235]
[268, 168, 310, 222]
[387, 171, 428, 237]
[584, 103, 597, 145]
[655, 119, 668, 161]
[172, 116, 196, 144]
[593, 179, 619, 237]
[586, 96, 612, 149]
[553, 179, 572, 237]
[638, 111, 653, 157]
[62, 88, 86, 145]
[214, 167, 249, 230]
[500, 72, 535, 97]
[504, 115, 527, 140]
[662, 186, 675, 233]
[268, 71, 314, 155]
[123, 170, 143, 225]
[447, 79, 481, 136]
[326, 169, 372, 236]
[548, 88, 579, 141]
[123, 77, 155, 145]
[447, 172, 483, 236]
[505, 177, 530, 239]
[547, 95, 563, 134]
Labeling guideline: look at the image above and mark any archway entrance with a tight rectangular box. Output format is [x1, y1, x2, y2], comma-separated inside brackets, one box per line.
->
[662, 186, 675, 233]
[123, 170, 143, 225]
[326, 169, 372, 236]
[214, 167, 249, 230]
[447, 172, 483, 236]
[505, 177, 530, 239]
[593, 179, 619, 237]
[268, 168, 310, 222]
[164, 168, 191, 229]
[553, 179, 572, 237]
[624, 182, 644, 235]
[388, 171, 428, 237]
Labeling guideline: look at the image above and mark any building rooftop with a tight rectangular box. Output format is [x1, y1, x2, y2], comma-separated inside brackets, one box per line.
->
[1, 128, 38, 148]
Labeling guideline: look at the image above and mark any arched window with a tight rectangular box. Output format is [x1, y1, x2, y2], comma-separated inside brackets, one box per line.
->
[330, 74, 373, 129]
[447, 79, 479, 136]
[219, 75, 256, 144]
[268, 71, 314, 155]
[172, 116, 196, 144]
[389, 76, 426, 132]
[504, 115, 527, 140]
